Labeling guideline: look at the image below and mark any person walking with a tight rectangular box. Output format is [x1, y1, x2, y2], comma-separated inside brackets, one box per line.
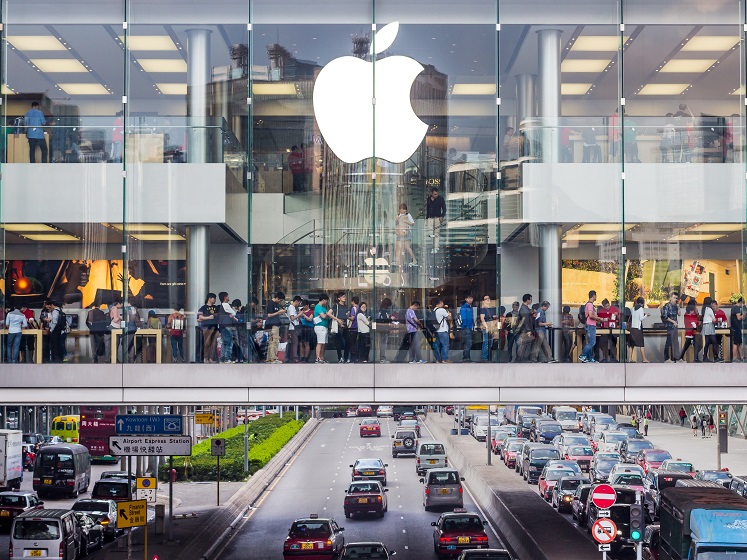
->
[298, 300, 314, 363]
[561, 305, 574, 363]
[45, 301, 64, 363]
[730, 297, 744, 363]
[503, 301, 520, 362]
[708, 413, 715, 435]
[356, 302, 371, 363]
[433, 298, 452, 363]
[678, 406, 687, 427]
[218, 292, 238, 363]
[167, 306, 186, 363]
[515, 294, 535, 363]
[265, 291, 287, 364]
[691, 413, 699, 437]
[313, 294, 332, 364]
[5, 306, 28, 363]
[405, 301, 425, 364]
[679, 302, 701, 362]
[24, 101, 47, 163]
[643, 416, 649, 436]
[701, 415, 707, 438]
[532, 300, 556, 363]
[662, 292, 682, 363]
[347, 296, 360, 363]
[459, 294, 475, 363]
[579, 291, 601, 363]
[425, 187, 447, 253]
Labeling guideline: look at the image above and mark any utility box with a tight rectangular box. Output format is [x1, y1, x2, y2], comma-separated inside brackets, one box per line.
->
[720, 427, 729, 453]
[154, 503, 165, 534]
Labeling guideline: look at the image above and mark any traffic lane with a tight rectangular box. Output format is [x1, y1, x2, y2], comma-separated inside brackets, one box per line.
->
[220, 417, 498, 560]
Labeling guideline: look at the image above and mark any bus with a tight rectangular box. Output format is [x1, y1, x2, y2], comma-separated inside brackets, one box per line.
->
[50, 415, 80, 443]
[79, 407, 118, 463]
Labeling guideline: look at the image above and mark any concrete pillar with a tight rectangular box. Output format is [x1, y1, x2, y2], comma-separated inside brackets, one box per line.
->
[186, 29, 211, 164]
[186, 225, 210, 362]
[515, 74, 537, 127]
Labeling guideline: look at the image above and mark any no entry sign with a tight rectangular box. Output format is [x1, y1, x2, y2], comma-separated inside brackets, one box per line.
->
[591, 484, 617, 509]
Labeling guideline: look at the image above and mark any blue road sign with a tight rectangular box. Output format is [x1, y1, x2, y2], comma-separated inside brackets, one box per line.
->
[115, 415, 183, 435]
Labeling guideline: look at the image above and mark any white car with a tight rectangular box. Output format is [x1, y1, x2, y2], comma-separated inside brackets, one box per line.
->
[607, 463, 645, 482]
[377, 406, 394, 418]
[472, 415, 503, 442]
[598, 431, 628, 453]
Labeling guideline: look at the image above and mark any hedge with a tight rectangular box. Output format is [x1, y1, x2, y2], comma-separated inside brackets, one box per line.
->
[158, 414, 306, 482]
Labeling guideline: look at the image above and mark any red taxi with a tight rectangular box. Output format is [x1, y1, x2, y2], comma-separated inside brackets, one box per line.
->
[538, 468, 576, 501]
[0, 492, 44, 527]
[636, 449, 672, 474]
[282, 515, 345, 559]
[431, 509, 489, 557]
[564, 445, 594, 472]
[343, 481, 388, 518]
[502, 438, 527, 468]
[356, 405, 374, 417]
[359, 419, 381, 438]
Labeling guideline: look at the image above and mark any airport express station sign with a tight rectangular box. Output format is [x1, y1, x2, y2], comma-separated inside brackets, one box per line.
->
[109, 435, 192, 457]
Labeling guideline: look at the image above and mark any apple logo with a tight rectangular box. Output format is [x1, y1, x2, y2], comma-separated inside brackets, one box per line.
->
[313, 22, 428, 164]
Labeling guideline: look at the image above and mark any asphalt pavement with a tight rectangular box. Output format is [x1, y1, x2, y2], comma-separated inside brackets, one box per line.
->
[218, 416, 503, 559]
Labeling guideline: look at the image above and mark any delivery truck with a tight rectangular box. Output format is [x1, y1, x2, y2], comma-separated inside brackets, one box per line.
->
[0, 429, 24, 490]
[659, 486, 747, 560]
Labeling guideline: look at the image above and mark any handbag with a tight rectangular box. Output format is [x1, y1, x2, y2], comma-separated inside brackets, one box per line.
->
[487, 319, 500, 337]
[330, 320, 339, 334]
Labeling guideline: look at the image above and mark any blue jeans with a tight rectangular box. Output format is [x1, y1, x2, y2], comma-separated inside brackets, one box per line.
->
[220, 328, 235, 362]
[581, 325, 596, 360]
[170, 335, 184, 362]
[482, 330, 491, 361]
[6, 332, 21, 363]
[435, 332, 450, 362]
[460, 328, 473, 360]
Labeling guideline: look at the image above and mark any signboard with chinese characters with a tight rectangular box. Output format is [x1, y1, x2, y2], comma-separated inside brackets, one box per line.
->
[109, 435, 192, 456]
[115, 415, 183, 435]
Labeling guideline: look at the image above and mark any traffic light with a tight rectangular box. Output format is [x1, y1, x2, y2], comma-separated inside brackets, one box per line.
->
[630, 502, 645, 542]
[719, 411, 727, 427]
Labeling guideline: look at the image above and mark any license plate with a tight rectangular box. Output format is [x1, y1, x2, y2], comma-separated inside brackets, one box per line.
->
[440, 488, 450, 495]
[458, 537, 470, 544]
[43, 479, 52, 485]
[394, 442, 402, 447]
[29, 551, 43, 557]
[358, 498, 367, 503]
[301, 543, 314, 550]
[0, 510, 9, 516]
[428, 459, 437, 464]
[363, 471, 375, 475]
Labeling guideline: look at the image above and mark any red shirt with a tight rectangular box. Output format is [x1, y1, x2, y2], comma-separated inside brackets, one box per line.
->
[714, 309, 728, 329]
[608, 306, 621, 329]
[597, 307, 611, 328]
[684, 311, 699, 337]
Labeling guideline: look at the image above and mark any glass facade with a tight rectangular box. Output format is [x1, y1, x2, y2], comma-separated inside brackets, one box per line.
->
[0, 0, 744, 367]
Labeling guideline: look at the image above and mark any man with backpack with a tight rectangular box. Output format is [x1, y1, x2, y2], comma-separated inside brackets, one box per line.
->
[432, 299, 452, 363]
[45, 301, 65, 363]
[579, 290, 601, 363]
[86, 304, 108, 363]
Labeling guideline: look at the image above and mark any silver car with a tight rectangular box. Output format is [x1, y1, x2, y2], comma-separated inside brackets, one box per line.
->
[421, 468, 464, 511]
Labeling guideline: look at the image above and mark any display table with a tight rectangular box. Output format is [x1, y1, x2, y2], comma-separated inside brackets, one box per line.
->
[7, 134, 50, 163]
[0, 329, 44, 363]
[126, 133, 164, 163]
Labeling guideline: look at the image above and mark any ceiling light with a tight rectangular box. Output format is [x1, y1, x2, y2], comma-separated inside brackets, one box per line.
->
[30, 59, 88, 73]
[659, 59, 717, 73]
[730, 86, 745, 96]
[561, 83, 592, 95]
[7, 36, 66, 51]
[688, 223, 745, 232]
[109, 224, 171, 232]
[451, 83, 496, 95]
[120, 36, 177, 51]
[561, 59, 611, 73]
[1, 85, 15, 95]
[668, 234, 725, 242]
[571, 36, 628, 52]
[574, 224, 637, 232]
[563, 233, 616, 241]
[681, 36, 739, 52]
[252, 83, 297, 95]
[137, 59, 187, 73]
[20, 234, 80, 241]
[637, 84, 689, 95]
[129, 233, 185, 242]
[58, 83, 110, 95]
[156, 83, 187, 95]
[1, 224, 57, 232]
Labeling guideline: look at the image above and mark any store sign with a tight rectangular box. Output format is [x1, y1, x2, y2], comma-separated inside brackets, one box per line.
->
[313, 22, 427, 164]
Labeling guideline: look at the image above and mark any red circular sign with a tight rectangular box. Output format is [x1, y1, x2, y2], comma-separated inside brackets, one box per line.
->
[591, 484, 617, 509]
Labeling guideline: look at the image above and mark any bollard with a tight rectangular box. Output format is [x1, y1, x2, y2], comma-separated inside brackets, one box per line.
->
[154, 503, 165, 535]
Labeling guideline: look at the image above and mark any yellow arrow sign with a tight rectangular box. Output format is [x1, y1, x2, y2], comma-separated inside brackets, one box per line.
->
[117, 499, 147, 528]
[195, 413, 215, 425]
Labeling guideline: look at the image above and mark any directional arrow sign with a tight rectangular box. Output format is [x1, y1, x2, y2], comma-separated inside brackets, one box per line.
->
[116, 415, 183, 435]
[592, 518, 618, 545]
[118, 499, 147, 528]
[109, 435, 192, 456]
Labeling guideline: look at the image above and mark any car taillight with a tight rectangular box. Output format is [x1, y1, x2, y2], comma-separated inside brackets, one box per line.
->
[353, 470, 359, 476]
[459, 486, 463, 494]
[326, 540, 333, 548]
[445, 457, 448, 464]
[100, 519, 109, 525]
[416, 458, 420, 464]
[65, 480, 74, 486]
[378, 469, 385, 475]
[32, 478, 40, 485]
[475, 535, 489, 542]
[439, 536, 454, 543]
[60, 543, 64, 557]
[425, 487, 430, 495]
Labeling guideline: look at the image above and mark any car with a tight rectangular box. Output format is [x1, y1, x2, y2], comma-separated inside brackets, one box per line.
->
[100, 471, 134, 480]
[538, 467, 577, 501]
[343, 481, 388, 518]
[490, 427, 517, 456]
[608, 463, 645, 481]
[516, 414, 540, 439]
[22, 433, 45, 452]
[522, 445, 561, 484]
[91, 478, 135, 502]
[551, 475, 590, 512]
[589, 414, 617, 436]
[11, 509, 83, 560]
[614, 423, 643, 440]
[729, 475, 747, 497]
[346, 408, 357, 418]
[618, 438, 655, 463]
[398, 419, 421, 437]
[391, 429, 417, 457]
[581, 411, 605, 434]
[71, 498, 119, 541]
[376, 406, 394, 418]
[586, 486, 639, 549]
[456, 550, 513, 560]
[359, 419, 381, 438]
[658, 460, 695, 477]
[641, 524, 660, 560]
[555, 433, 590, 456]
[590, 453, 621, 482]
[530, 421, 562, 444]
[516, 442, 542, 476]
[695, 469, 733, 488]
[598, 431, 628, 453]
[502, 438, 527, 469]
[73, 511, 104, 555]
[398, 411, 417, 422]
[589, 433, 602, 453]
[341, 542, 396, 559]
[431, 510, 489, 557]
[609, 472, 645, 493]
[571, 484, 593, 526]
[471, 415, 502, 442]
[544, 460, 582, 476]
[563, 445, 593, 472]
[350, 458, 387, 486]
[421, 468, 465, 511]
[282, 515, 345, 559]
[415, 441, 448, 476]
[636, 449, 672, 474]
[643, 470, 694, 518]
[0, 491, 44, 527]
[21, 444, 36, 471]
[356, 405, 374, 417]
[445, 406, 455, 416]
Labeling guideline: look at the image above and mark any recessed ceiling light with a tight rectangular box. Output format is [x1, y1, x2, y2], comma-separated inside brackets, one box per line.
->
[637, 83, 689, 95]
[668, 233, 725, 242]
[561, 59, 611, 72]
[451, 83, 496, 95]
[681, 36, 739, 51]
[20, 234, 80, 241]
[252, 83, 297, 95]
[570, 36, 628, 52]
[7, 36, 66, 51]
[1, 85, 15, 95]
[0, 223, 57, 232]
[120, 36, 177, 51]
[561, 83, 592, 95]
[57, 83, 110, 95]
[129, 233, 185, 242]
[688, 223, 745, 232]
[730, 86, 745, 96]
[137, 59, 187, 73]
[659, 59, 717, 73]
[575, 224, 637, 232]
[156, 83, 187, 95]
[563, 233, 616, 241]
[109, 224, 172, 232]
[30, 59, 88, 73]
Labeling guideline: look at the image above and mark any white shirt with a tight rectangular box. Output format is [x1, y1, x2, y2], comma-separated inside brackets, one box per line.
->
[435, 308, 450, 332]
[6, 309, 28, 334]
[631, 307, 646, 329]
[702, 307, 715, 325]
[357, 313, 370, 334]
[287, 304, 299, 330]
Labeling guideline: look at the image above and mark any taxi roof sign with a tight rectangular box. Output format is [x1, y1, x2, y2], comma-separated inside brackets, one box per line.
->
[309, 513, 319, 519]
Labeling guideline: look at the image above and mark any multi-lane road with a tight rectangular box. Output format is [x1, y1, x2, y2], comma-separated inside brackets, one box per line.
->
[219, 417, 503, 559]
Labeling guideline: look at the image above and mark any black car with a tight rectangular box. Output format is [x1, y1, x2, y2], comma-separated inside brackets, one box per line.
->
[551, 476, 590, 512]
[73, 511, 104, 555]
[571, 484, 592, 526]
[522, 445, 561, 484]
[456, 550, 513, 559]
[586, 486, 638, 551]
[341, 542, 396, 559]
[517, 414, 540, 439]
[694, 469, 733, 488]
[530, 421, 563, 444]
[72, 498, 119, 540]
[590, 454, 621, 482]
[91, 478, 135, 503]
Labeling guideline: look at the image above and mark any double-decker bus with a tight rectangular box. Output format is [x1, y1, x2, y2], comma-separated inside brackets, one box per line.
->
[79, 406, 118, 463]
[50, 414, 80, 443]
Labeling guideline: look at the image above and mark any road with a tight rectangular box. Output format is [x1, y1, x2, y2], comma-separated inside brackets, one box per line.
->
[219, 417, 503, 559]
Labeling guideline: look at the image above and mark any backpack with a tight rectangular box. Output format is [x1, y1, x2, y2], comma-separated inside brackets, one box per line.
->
[170, 316, 185, 338]
[577, 305, 586, 324]
[52, 308, 68, 334]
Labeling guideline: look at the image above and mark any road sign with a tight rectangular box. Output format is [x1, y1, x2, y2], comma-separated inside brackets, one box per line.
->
[135, 488, 156, 503]
[598, 509, 611, 518]
[592, 518, 618, 545]
[116, 415, 183, 435]
[598, 544, 611, 552]
[118, 499, 147, 529]
[211, 438, 226, 457]
[195, 413, 215, 425]
[591, 484, 617, 509]
[137, 477, 157, 490]
[109, 435, 192, 456]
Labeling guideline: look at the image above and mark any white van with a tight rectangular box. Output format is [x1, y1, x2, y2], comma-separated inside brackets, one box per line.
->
[472, 415, 503, 442]
[415, 440, 447, 476]
[11, 509, 81, 560]
[552, 406, 580, 432]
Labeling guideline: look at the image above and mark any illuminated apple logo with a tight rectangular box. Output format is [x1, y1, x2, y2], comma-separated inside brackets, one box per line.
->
[313, 22, 428, 164]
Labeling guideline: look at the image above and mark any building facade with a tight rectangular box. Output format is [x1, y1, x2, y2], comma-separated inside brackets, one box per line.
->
[1, 0, 745, 367]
